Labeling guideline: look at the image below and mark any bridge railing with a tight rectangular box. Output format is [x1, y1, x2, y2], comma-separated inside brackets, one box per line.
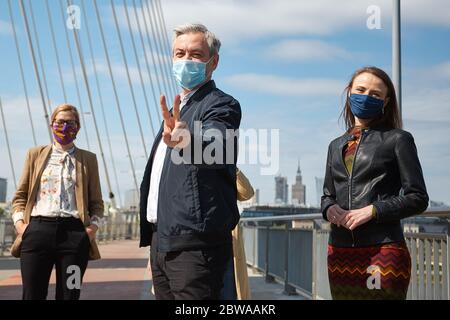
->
[0, 211, 140, 256]
[0, 218, 15, 256]
[240, 209, 450, 300]
[96, 211, 140, 243]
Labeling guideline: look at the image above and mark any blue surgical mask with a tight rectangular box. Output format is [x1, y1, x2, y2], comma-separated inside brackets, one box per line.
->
[172, 57, 213, 90]
[349, 94, 385, 119]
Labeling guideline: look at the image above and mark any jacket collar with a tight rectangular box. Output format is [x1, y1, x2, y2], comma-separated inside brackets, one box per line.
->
[183, 80, 216, 109]
[165, 81, 216, 120]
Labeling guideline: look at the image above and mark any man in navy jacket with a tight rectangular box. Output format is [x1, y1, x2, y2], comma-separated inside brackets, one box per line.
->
[139, 23, 242, 300]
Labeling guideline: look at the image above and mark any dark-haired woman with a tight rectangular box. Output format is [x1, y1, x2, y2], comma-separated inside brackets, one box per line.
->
[321, 67, 428, 300]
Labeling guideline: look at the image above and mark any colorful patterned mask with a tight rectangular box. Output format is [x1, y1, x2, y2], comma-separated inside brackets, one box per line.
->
[52, 122, 79, 145]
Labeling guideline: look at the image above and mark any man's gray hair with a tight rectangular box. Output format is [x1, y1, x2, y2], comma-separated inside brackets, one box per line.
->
[173, 23, 221, 56]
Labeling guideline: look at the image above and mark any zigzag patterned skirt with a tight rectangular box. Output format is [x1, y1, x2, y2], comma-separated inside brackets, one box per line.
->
[327, 242, 411, 300]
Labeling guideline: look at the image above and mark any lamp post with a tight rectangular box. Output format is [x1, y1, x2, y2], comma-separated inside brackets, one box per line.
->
[392, 0, 402, 117]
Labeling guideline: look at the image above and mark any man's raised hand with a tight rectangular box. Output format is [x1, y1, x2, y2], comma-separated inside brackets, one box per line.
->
[160, 95, 190, 149]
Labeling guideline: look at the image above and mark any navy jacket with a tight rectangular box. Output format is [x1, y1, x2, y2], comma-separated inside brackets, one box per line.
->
[139, 80, 242, 252]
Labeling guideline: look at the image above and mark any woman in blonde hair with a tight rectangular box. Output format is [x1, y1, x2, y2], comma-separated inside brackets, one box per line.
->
[11, 104, 104, 300]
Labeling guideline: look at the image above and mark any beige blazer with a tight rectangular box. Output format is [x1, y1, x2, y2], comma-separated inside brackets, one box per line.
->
[234, 169, 254, 299]
[232, 225, 252, 300]
[11, 145, 104, 260]
[236, 168, 254, 202]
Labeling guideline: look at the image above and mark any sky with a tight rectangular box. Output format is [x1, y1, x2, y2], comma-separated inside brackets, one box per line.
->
[0, 0, 449, 208]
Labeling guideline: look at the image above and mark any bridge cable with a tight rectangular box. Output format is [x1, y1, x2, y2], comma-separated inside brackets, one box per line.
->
[131, 0, 161, 124]
[79, 0, 123, 208]
[93, 0, 140, 194]
[57, 0, 91, 150]
[123, 0, 156, 138]
[28, 0, 53, 118]
[66, 0, 117, 208]
[155, 0, 179, 92]
[18, 0, 52, 141]
[110, 0, 149, 159]
[0, 97, 17, 189]
[141, 0, 172, 98]
[6, 0, 37, 146]
[150, 0, 177, 97]
[44, 0, 68, 102]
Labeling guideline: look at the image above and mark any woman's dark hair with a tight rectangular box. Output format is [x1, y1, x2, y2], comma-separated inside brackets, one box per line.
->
[340, 66, 402, 130]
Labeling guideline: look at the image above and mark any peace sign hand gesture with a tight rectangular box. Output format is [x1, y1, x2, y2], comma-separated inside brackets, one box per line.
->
[160, 95, 190, 149]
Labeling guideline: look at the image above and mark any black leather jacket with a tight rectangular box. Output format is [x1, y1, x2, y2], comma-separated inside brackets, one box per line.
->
[321, 126, 429, 247]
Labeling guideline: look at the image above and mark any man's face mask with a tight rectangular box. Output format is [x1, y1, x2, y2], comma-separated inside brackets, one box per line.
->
[172, 57, 213, 90]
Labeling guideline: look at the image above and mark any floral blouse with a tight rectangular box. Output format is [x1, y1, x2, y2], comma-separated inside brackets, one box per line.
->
[31, 145, 79, 218]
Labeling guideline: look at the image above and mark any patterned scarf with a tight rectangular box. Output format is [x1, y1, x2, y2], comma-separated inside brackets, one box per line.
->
[343, 127, 364, 174]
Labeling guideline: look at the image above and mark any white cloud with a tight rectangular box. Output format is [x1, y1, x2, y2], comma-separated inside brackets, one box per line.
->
[407, 60, 450, 85]
[160, 0, 450, 45]
[107, 0, 450, 48]
[113, 3, 173, 53]
[0, 96, 52, 192]
[224, 73, 345, 96]
[426, 61, 450, 80]
[0, 96, 50, 140]
[161, 0, 366, 43]
[403, 87, 450, 122]
[404, 119, 450, 204]
[265, 39, 351, 62]
[403, 0, 450, 28]
[61, 58, 167, 90]
[0, 20, 12, 36]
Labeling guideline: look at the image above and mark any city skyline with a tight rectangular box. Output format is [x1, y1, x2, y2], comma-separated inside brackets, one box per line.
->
[0, 0, 449, 208]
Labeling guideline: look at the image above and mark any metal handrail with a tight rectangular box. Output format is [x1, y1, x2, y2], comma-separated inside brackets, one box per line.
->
[240, 209, 450, 222]
[0, 211, 141, 256]
[240, 209, 450, 300]
[241, 213, 322, 222]
[405, 233, 447, 240]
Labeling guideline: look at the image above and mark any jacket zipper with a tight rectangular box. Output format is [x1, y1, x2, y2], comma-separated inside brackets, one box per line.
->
[348, 129, 367, 247]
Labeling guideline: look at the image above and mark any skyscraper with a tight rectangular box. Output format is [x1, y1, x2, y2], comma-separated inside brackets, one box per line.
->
[254, 189, 260, 205]
[292, 161, 306, 205]
[0, 178, 6, 203]
[275, 176, 288, 204]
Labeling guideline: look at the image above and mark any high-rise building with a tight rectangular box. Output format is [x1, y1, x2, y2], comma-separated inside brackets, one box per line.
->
[254, 188, 260, 205]
[275, 176, 288, 204]
[315, 177, 325, 207]
[0, 178, 6, 203]
[291, 161, 306, 205]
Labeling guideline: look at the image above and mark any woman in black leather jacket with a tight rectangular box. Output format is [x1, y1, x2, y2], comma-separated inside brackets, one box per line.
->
[321, 66, 428, 300]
